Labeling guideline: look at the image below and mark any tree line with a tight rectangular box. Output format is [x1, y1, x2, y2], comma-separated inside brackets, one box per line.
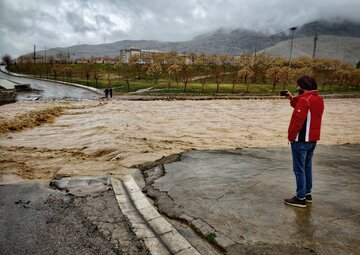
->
[2, 51, 360, 93]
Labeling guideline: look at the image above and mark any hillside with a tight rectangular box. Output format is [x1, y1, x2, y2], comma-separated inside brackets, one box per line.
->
[261, 35, 360, 65]
[23, 19, 360, 64]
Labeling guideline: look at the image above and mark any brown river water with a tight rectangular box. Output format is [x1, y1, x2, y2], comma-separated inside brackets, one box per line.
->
[1, 99, 359, 182]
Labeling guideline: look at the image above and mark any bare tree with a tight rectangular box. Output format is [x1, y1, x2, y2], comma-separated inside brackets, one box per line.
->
[167, 62, 181, 87]
[129, 54, 142, 79]
[93, 70, 102, 88]
[265, 66, 286, 92]
[208, 54, 223, 93]
[177, 57, 193, 92]
[291, 67, 313, 83]
[106, 72, 112, 88]
[114, 61, 122, 78]
[334, 68, 352, 90]
[84, 64, 92, 86]
[312, 58, 341, 91]
[264, 57, 285, 92]
[47, 56, 55, 64]
[229, 56, 240, 93]
[219, 54, 229, 76]
[51, 65, 59, 80]
[2, 54, 12, 66]
[56, 51, 70, 64]
[152, 53, 166, 70]
[122, 66, 131, 92]
[350, 68, 360, 90]
[63, 66, 73, 82]
[146, 62, 162, 84]
[114, 61, 131, 92]
[238, 66, 255, 92]
[194, 54, 211, 93]
[23, 56, 32, 73]
[187, 52, 198, 63]
[253, 53, 272, 83]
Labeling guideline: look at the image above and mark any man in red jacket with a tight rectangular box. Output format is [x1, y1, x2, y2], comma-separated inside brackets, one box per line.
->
[284, 76, 324, 208]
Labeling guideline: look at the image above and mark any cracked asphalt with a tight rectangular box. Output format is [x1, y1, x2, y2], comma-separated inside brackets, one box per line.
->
[0, 180, 149, 255]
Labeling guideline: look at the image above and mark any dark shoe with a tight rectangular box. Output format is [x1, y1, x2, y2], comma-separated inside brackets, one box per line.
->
[284, 196, 307, 208]
[306, 195, 312, 203]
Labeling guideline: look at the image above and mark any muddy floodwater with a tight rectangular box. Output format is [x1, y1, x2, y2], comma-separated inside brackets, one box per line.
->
[1, 99, 359, 181]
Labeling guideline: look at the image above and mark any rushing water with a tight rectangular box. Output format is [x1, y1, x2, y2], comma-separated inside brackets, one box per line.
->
[1, 99, 359, 181]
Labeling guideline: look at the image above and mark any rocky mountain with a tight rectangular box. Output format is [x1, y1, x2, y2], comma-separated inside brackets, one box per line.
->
[261, 35, 360, 65]
[29, 19, 360, 64]
[293, 19, 360, 38]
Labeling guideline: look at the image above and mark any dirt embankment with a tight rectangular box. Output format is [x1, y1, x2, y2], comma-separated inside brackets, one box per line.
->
[0, 107, 65, 133]
[0, 101, 125, 181]
[0, 101, 104, 134]
[0, 146, 127, 180]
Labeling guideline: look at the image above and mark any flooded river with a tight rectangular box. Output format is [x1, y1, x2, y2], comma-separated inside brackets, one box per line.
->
[1, 99, 359, 181]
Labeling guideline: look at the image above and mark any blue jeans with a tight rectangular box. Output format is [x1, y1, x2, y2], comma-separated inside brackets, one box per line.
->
[291, 142, 317, 199]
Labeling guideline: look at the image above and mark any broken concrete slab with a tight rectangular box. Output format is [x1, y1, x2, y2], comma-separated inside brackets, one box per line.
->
[50, 175, 111, 196]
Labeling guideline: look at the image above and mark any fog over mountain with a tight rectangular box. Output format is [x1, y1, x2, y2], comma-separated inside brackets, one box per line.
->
[27, 19, 360, 65]
[1, 0, 360, 58]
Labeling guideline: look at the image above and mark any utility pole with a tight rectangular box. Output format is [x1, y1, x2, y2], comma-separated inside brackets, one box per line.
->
[45, 47, 48, 79]
[33, 44, 36, 63]
[253, 47, 257, 62]
[312, 33, 318, 58]
[288, 27, 297, 69]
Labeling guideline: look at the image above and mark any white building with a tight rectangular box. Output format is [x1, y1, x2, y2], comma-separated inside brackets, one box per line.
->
[120, 47, 165, 63]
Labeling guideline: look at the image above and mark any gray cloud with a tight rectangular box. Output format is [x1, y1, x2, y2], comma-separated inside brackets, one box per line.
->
[1, 0, 360, 58]
[66, 11, 96, 33]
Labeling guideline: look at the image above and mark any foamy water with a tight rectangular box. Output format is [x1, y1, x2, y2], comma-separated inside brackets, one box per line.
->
[1, 99, 359, 179]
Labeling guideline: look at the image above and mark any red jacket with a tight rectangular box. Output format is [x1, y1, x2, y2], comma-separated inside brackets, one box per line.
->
[288, 90, 324, 142]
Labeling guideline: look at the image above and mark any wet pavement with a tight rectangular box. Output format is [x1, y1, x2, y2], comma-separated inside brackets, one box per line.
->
[143, 144, 360, 255]
[0, 177, 149, 255]
[0, 66, 101, 100]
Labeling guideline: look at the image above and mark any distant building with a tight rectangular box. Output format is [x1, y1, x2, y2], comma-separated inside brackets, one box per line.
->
[74, 58, 90, 64]
[120, 47, 165, 63]
[120, 47, 141, 63]
[74, 56, 119, 64]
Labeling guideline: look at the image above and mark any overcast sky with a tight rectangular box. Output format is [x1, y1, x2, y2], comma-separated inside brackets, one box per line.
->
[1, 0, 360, 58]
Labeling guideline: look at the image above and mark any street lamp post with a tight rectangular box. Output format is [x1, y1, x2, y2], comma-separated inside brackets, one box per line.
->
[45, 47, 48, 79]
[288, 27, 297, 69]
[312, 33, 318, 58]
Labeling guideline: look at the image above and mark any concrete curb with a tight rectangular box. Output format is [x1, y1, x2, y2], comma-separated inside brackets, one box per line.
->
[111, 176, 200, 255]
[0, 66, 102, 95]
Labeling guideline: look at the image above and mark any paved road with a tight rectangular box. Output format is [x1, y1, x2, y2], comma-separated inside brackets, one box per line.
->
[0, 66, 101, 100]
[0, 177, 149, 255]
[143, 144, 360, 255]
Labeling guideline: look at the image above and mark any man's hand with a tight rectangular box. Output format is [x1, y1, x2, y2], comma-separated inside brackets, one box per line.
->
[285, 90, 294, 101]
